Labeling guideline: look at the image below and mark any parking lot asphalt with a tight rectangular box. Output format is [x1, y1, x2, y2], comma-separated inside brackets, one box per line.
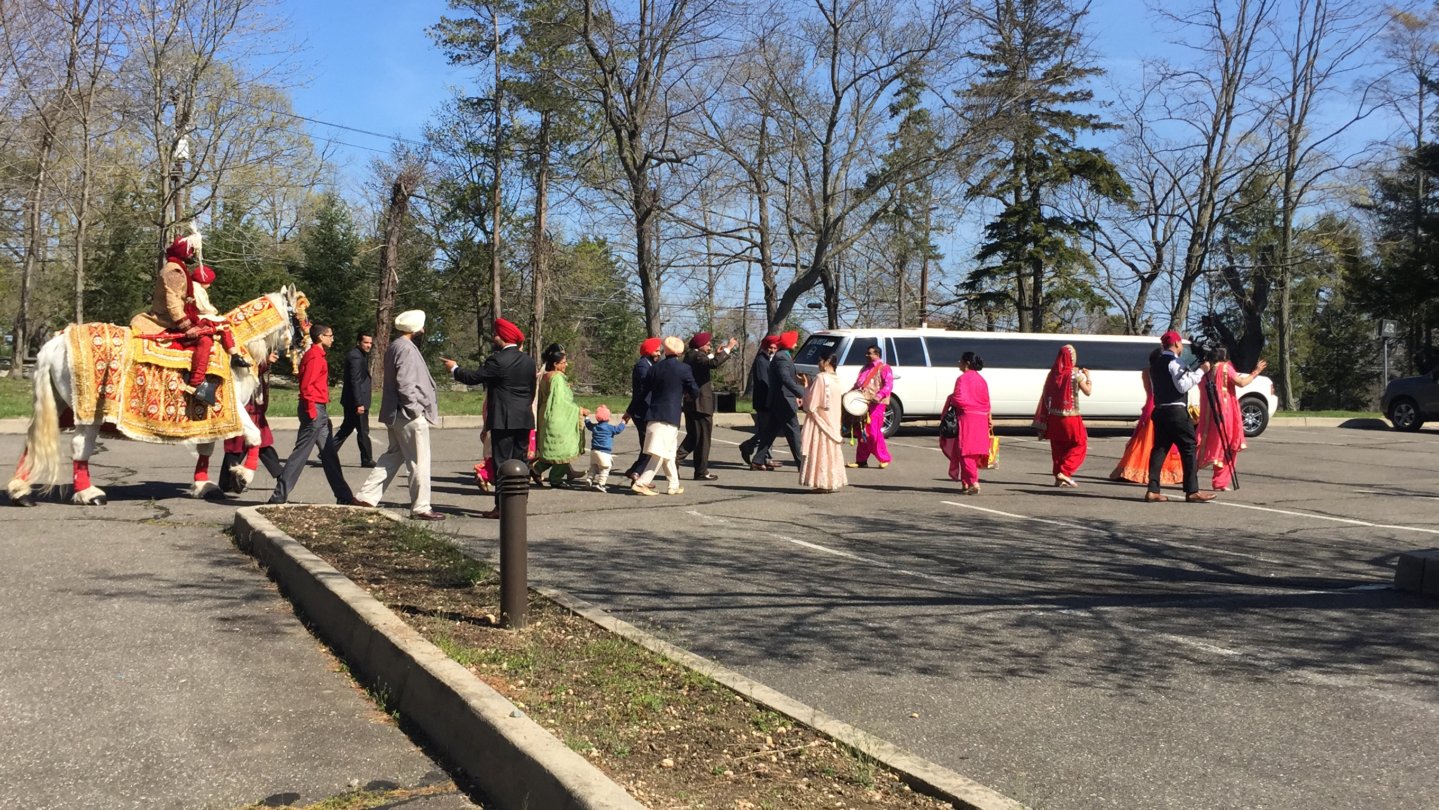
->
[2, 420, 1436, 809]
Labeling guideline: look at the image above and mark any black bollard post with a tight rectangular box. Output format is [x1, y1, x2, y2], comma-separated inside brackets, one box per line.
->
[497, 458, 530, 629]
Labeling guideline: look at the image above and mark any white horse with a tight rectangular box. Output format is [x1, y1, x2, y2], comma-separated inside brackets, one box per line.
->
[7, 286, 309, 506]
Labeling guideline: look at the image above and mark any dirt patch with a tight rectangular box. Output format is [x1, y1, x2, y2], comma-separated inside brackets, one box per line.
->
[261, 505, 957, 810]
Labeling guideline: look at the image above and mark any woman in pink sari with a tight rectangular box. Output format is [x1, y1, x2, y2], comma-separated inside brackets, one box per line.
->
[940, 352, 991, 494]
[1196, 348, 1267, 491]
[847, 344, 893, 469]
[1033, 344, 1091, 487]
[799, 352, 847, 492]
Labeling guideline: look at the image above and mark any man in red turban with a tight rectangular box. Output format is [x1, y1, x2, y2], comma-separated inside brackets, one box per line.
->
[622, 337, 664, 480]
[739, 335, 781, 465]
[749, 330, 806, 471]
[679, 330, 739, 480]
[494, 317, 525, 346]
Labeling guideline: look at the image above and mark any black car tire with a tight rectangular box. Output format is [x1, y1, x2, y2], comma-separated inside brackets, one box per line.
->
[1388, 397, 1424, 432]
[881, 397, 903, 438]
[1240, 395, 1269, 438]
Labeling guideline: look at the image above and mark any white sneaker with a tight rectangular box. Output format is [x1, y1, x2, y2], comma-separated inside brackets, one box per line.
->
[595, 485, 607, 493]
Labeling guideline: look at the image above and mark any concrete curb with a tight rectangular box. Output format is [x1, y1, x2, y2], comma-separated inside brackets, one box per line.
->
[231, 506, 646, 810]
[535, 584, 1027, 810]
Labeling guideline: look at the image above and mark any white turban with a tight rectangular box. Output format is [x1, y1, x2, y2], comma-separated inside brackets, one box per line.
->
[394, 310, 426, 334]
[662, 336, 685, 356]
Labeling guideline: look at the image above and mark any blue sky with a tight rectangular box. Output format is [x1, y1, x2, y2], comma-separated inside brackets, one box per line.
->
[281, 0, 1158, 185]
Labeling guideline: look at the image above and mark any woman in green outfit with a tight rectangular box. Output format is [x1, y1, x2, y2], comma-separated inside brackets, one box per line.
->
[533, 343, 588, 487]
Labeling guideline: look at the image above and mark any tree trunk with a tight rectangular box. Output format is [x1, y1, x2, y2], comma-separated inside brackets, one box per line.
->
[635, 182, 661, 335]
[15, 128, 55, 370]
[531, 112, 550, 363]
[374, 168, 419, 365]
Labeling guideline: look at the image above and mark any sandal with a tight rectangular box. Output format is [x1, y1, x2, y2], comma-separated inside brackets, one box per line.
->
[846, 462, 868, 469]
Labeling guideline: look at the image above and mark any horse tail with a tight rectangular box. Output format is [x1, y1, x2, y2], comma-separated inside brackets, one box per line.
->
[14, 334, 66, 494]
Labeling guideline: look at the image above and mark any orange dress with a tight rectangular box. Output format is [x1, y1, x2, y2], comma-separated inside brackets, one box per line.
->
[1110, 369, 1182, 485]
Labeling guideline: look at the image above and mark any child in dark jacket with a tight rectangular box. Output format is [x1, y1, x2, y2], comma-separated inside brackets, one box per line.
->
[584, 404, 626, 492]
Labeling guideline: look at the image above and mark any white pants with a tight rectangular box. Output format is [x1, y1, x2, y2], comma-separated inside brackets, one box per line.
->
[356, 415, 432, 514]
[587, 449, 613, 486]
[637, 422, 680, 492]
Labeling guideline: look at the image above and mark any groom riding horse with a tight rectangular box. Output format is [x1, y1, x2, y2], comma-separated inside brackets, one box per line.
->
[129, 232, 249, 408]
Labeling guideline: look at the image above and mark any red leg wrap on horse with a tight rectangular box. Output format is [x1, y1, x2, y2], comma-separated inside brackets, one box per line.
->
[73, 460, 91, 491]
[244, 447, 260, 471]
[194, 455, 210, 482]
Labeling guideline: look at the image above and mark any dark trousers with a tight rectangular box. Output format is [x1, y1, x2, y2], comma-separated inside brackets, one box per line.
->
[333, 405, 373, 465]
[269, 404, 353, 504]
[739, 410, 770, 462]
[1149, 405, 1199, 495]
[490, 428, 530, 507]
[679, 408, 714, 477]
[751, 409, 803, 468]
[624, 417, 650, 477]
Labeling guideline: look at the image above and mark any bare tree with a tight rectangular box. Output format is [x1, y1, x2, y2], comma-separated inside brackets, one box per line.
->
[1268, 0, 1388, 408]
[573, 0, 727, 334]
[1149, 0, 1278, 327]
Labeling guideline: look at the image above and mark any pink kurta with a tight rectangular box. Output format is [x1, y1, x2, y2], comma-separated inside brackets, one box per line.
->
[799, 371, 847, 491]
[1196, 361, 1247, 489]
[941, 370, 991, 485]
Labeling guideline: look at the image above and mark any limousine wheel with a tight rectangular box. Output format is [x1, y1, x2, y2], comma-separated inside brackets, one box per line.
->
[1240, 395, 1269, 438]
[882, 398, 903, 438]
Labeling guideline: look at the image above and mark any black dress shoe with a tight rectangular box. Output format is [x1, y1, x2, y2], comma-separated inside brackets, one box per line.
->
[749, 463, 771, 471]
[697, 473, 718, 481]
[348, 497, 375, 507]
[410, 510, 446, 521]
[360, 461, 376, 468]
[740, 445, 753, 465]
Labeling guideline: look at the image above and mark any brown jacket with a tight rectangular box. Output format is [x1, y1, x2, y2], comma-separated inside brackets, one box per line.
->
[130, 260, 193, 333]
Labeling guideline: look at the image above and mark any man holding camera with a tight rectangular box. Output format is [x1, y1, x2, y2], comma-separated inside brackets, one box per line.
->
[1145, 330, 1216, 503]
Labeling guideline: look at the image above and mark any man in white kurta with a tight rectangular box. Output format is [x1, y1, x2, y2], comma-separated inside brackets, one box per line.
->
[353, 310, 444, 520]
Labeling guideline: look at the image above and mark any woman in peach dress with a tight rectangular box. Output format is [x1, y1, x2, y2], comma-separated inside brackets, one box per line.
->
[799, 352, 847, 492]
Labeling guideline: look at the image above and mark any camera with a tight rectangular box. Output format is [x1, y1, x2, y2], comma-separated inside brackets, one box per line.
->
[1187, 334, 1215, 370]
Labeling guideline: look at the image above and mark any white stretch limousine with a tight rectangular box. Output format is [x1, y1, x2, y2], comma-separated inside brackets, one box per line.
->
[793, 328, 1278, 438]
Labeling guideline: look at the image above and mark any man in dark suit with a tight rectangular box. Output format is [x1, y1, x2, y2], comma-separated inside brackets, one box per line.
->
[678, 331, 738, 480]
[333, 330, 375, 467]
[739, 335, 778, 466]
[750, 330, 806, 471]
[442, 317, 536, 519]
[632, 336, 700, 495]
[622, 337, 662, 481]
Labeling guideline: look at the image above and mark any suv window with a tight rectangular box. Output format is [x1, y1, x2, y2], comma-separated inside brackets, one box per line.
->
[794, 335, 843, 366]
[891, 336, 927, 367]
[845, 338, 882, 365]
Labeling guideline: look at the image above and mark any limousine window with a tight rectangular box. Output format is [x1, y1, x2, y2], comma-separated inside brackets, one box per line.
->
[925, 336, 965, 367]
[891, 336, 927, 367]
[794, 335, 843, 366]
[943, 338, 1150, 371]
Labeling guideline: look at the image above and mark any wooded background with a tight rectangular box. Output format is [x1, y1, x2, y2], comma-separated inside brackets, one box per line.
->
[2, 0, 1436, 408]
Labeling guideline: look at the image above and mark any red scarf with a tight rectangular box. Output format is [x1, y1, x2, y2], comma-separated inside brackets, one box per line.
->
[1033, 344, 1077, 432]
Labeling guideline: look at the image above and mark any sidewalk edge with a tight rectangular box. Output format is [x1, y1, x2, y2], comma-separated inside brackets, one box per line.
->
[232, 506, 647, 810]
[534, 584, 1028, 810]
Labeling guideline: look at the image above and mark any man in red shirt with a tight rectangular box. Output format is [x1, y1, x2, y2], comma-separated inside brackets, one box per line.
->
[267, 324, 355, 505]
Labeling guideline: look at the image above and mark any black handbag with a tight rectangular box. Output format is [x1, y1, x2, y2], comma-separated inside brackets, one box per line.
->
[939, 403, 959, 439]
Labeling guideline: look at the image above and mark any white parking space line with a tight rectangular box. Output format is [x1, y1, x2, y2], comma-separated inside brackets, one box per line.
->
[1219, 502, 1439, 535]
[941, 501, 1293, 565]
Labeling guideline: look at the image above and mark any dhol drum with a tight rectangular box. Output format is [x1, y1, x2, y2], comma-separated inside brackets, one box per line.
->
[841, 389, 870, 417]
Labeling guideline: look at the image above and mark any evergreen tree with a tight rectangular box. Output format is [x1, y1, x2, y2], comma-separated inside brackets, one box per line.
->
[292, 193, 371, 368]
[961, 0, 1129, 331]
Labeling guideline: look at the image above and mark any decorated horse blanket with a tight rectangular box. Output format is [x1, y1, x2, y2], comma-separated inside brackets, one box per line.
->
[64, 298, 285, 444]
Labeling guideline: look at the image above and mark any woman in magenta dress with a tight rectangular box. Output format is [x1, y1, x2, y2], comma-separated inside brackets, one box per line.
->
[847, 344, 893, 469]
[941, 351, 992, 494]
[1196, 348, 1267, 491]
[1033, 344, 1091, 487]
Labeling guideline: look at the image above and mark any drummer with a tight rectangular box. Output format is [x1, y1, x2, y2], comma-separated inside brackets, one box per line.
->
[847, 344, 894, 469]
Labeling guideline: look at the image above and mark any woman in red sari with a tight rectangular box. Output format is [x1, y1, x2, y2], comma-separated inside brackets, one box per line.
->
[1111, 349, 1183, 485]
[940, 351, 991, 494]
[1196, 348, 1267, 491]
[1033, 344, 1091, 487]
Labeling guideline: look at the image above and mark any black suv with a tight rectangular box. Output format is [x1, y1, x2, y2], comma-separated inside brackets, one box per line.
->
[1382, 368, 1439, 431]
